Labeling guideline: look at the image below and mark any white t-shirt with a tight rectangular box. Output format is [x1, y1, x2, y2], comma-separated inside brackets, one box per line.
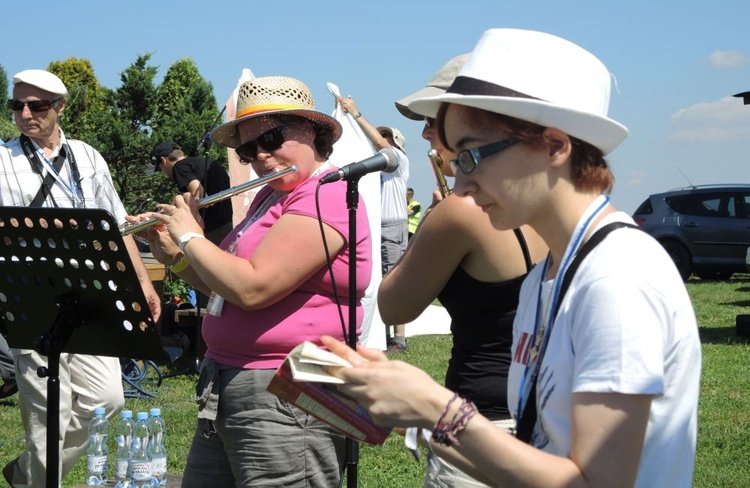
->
[508, 212, 701, 487]
[379, 148, 409, 224]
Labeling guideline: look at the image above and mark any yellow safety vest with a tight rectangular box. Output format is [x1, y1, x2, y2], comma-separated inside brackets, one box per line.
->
[408, 200, 421, 235]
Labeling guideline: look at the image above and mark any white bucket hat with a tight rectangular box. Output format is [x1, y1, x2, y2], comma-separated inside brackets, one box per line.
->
[395, 53, 470, 120]
[376, 126, 406, 152]
[409, 28, 628, 155]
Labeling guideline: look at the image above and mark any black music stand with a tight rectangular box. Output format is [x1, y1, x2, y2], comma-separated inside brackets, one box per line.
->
[0, 206, 168, 487]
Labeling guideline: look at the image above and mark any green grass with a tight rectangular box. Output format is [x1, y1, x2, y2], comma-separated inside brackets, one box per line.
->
[1, 279, 749, 486]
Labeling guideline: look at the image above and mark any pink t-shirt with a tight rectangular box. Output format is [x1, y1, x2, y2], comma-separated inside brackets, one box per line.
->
[202, 170, 372, 369]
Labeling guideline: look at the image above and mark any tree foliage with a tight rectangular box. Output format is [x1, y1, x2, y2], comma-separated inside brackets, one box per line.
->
[48, 58, 106, 139]
[0, 64, 19, 141]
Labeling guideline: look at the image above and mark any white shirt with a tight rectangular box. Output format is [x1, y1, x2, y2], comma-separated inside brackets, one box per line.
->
[380, 148, 409, 224]
[508, 212, 701, 487]
[0, 130, 127, 224]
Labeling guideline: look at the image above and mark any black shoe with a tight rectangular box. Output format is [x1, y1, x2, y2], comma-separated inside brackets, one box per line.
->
[0, 380, 17, 399]
[386, 340, 408, 353]
[3, 457, 24, 487]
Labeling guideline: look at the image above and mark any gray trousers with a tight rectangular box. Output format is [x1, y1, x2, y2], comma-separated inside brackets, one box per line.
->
[183, 367, 345, 487]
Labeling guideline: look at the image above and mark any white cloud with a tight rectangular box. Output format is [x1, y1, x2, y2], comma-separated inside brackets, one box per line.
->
[669, 96, 750, 142]
[707, 50, 747, 68]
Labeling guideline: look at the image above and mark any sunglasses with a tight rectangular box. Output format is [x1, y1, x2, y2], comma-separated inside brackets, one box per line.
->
[235, 125, 289, 163]
[449, 137, 519, 174]
[7, 98, 61, 113]
[424, 117, 435, 128]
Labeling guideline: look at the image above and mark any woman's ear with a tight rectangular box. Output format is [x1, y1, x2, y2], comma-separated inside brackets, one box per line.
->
[543, 128, 572, 166]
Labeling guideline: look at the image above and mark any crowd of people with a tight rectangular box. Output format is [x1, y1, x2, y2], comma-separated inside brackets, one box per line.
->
[0, 25, 701, 488]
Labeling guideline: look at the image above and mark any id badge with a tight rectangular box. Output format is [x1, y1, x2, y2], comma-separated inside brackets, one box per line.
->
[206, 291, 224, 317]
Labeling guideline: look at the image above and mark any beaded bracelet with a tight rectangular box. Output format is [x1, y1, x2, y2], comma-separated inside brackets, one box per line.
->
[432, 393, 478, 447]
[169, 254, 190, 273]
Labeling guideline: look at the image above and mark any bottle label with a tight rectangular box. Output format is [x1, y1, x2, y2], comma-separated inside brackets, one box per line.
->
[151, 456, 167, 474]
[114, 459, 129, 479]
[86, 455, 107, 473]
[130, 461, 152, 481]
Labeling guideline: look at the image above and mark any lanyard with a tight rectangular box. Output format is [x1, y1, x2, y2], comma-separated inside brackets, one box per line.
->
[20, 135, 84, 207]
[515, 194, 610, 420]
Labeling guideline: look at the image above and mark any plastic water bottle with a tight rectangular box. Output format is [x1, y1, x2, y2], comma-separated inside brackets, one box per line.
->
[147, 408, 167, 486]
[114, 410, 135, 488]
[130, 412, 152, 487]
[85, 407, 109, 485]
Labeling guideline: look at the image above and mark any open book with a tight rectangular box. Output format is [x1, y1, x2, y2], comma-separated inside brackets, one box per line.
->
[266, 341, 391, 445]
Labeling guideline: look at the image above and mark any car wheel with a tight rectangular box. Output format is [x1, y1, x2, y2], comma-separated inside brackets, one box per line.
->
[660, 240, 692, 281]
[696, 271, 733, 281]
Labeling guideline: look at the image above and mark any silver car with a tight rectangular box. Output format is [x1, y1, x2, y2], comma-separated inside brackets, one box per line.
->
[632, 184, 750, 281]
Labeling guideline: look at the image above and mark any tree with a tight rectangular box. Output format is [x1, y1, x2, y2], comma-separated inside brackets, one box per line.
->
[48, 58, 106, 139]
[0, 64, 19, 141]
[153, 58, 225, 166]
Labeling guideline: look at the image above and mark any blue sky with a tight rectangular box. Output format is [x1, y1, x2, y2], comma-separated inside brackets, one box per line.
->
[4, 0, 749, 213]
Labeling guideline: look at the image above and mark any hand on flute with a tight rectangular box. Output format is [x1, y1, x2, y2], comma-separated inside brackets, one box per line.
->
[125, 193, 204, 266]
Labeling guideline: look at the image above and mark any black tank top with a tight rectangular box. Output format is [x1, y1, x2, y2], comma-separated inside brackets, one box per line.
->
[438, 230, 532, 420]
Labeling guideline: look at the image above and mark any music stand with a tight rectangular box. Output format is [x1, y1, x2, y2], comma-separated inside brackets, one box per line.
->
[0, 206, 168, 487]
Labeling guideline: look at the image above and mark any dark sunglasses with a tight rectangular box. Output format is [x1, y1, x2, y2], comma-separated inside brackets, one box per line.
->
[235, 125, 289, 163]
[7, 98, 61, 113]
[449, 137, 519, 174]
[424, 117, 435, 128]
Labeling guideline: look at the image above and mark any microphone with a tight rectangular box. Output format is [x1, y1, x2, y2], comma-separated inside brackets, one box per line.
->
[320, 147, 400, 184]
[196, 131, 212, 154]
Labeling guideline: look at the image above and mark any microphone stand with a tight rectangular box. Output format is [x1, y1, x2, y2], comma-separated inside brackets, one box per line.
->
[344, 177, 361, 488]
[196, 106, 226, 156]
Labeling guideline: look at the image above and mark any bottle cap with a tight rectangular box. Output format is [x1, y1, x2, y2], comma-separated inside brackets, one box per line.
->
[137, 411, 148, 421]
[94, 407, 106, 416]
[121, 410, 133, 419]
[150, 408, 161, 417]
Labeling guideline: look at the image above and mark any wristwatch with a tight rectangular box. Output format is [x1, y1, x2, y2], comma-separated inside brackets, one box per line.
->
[178, 232, 205, 253]
[352, 112, 363, 119]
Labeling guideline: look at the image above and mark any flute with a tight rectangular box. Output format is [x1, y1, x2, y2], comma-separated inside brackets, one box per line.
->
[120, 165, 297, 235]
[428, 149, 451, 198]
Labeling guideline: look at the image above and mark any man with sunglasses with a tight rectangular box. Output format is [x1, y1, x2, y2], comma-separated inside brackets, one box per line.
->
[0, 69, 162, 487]
[336, 95, 411, 352]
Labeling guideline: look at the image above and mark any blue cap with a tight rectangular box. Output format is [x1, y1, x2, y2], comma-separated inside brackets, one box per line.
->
[150, 408, 161, 417]
[121, 410, 133, 419]
[137, 412, 148, 421]
[94, 407, 106, 416]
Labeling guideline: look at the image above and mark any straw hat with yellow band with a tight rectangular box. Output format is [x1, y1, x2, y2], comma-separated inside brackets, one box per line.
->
[211, 76, 343, 149]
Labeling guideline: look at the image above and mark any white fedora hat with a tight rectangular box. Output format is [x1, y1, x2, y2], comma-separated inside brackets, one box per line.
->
[409, 28, 628, 155]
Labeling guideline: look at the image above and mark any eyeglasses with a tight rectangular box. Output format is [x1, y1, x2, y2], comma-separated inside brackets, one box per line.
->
[235, 125, 290, 163]
[424, 117, 435, 128]
[449, 137, 519, 174]
[7, 98, 62, 113]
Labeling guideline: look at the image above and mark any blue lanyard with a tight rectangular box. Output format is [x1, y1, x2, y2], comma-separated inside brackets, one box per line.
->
[38, 148, 84, 207]
[515, 195, 610, 420]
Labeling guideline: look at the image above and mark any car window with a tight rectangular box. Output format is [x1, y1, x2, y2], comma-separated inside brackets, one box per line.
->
[741, 195, 750, 218]
[672, 193, 736, 218]
[634, 198, 652, 215]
